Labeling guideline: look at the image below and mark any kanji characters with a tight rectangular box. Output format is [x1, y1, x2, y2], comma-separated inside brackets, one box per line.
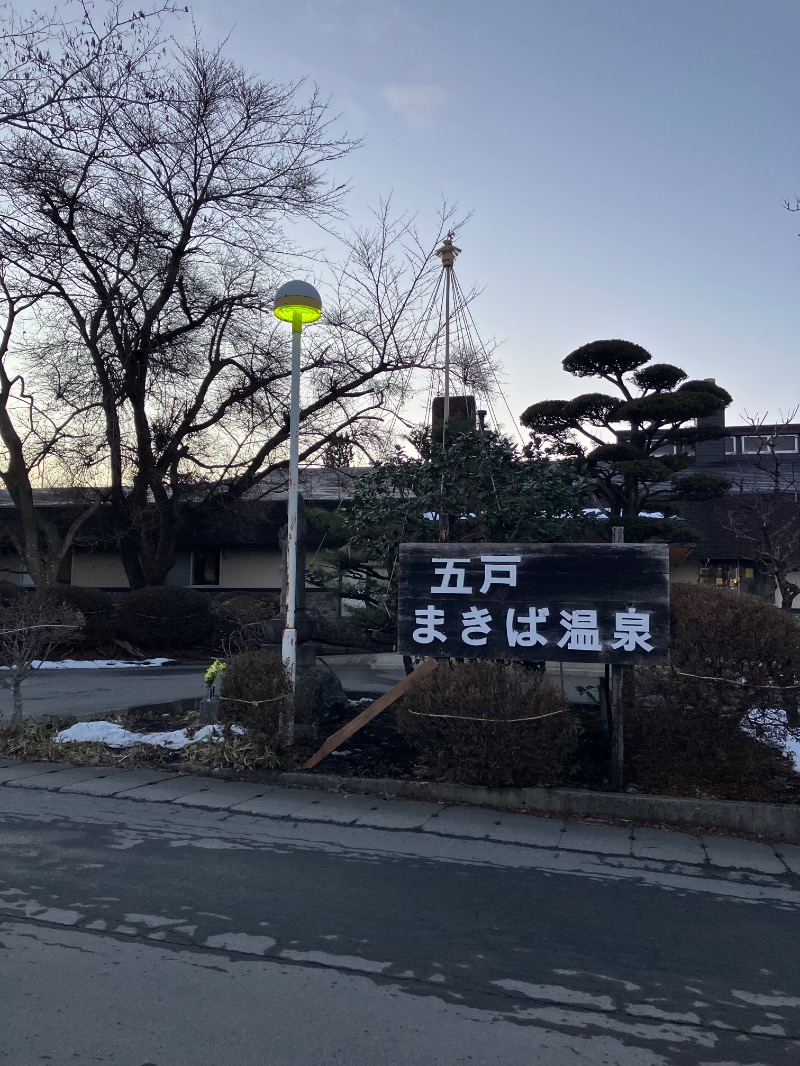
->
[412, 605, 447, 644]
[611, 609, 653, 652]
[557, 609, 602, 651]
[461, 606, 493, 645]
[506, 607, 549, 647]
[479, 555, 521, 594]
[430, 558, 473, 595]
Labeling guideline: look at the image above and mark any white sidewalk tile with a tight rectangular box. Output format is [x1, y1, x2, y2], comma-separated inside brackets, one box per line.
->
[631, 827, 707, 865]
[560, 822, 633, 855]
[701, 836, 787, 874]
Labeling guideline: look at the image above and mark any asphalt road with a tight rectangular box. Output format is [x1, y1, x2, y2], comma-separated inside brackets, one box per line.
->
[0, 664, 206, 722]
[2, 781, 799, 1065]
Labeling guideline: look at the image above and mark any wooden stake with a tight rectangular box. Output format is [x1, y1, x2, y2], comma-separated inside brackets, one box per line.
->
[301, 658, 439, 770]
[610, 663, 624, 790]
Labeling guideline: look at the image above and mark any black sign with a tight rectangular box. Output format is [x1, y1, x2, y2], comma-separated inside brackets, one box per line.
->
[398, 543, 670, 665]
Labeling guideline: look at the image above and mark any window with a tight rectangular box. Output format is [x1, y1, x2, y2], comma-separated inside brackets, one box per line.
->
[698, 562, 756, 591]
[724, 435, 736, 454]
[191, 549, 220, 586]
[741, 434, 798, 455]
[651, 442, 695, 457]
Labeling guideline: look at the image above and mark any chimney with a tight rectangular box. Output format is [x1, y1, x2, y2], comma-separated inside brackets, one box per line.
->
[694, 379, 727, 466]
[432, 395, 477, 441]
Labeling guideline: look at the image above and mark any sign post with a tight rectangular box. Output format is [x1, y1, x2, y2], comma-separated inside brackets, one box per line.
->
[398, 542, 670, 791]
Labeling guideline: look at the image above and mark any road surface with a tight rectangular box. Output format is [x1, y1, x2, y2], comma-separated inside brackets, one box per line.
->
[1, 763, 799, 1064]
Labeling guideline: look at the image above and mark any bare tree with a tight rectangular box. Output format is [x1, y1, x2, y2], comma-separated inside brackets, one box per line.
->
[0, 0, 175, 128]
[723, 411, 800, 610]
[0, 33, 360, 586]
[0, 8, 467, 589]
[0, 270, 107, 586]
[0, 592, 83, 732]
[0, 0, 177, 586]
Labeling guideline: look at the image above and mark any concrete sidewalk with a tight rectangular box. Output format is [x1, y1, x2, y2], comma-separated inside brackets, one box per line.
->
[1, 757, 798, 878]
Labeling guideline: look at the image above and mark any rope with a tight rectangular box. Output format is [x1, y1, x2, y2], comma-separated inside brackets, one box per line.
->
[0, 624, 79, 635]
[671, 669, 800, 691]
[452, 272, 525, 444]
[403, 707, 565, 723]
[219, 694, 288, 706]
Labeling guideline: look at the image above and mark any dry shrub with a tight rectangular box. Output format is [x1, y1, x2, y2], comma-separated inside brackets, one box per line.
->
[219, 649, 291, 745]
[0, 593, 84, 731]
[626, 584, 800, 799]
[213, 592, 279, 655]
[396, 660, 578, 788]
[56, 587, 116, 647]
[213, 593, 278, 628]
[116, 587, 214, 649]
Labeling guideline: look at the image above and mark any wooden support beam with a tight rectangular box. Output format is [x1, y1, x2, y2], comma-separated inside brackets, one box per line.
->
[301, 658, 439, 771]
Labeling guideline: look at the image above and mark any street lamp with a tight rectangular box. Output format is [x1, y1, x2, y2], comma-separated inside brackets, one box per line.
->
[273, 280, 322, 699]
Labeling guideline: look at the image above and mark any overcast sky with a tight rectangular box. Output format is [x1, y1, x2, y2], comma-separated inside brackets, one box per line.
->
[70, 1, 800, 432]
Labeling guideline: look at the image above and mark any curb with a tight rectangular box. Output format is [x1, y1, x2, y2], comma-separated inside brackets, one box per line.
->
[273, 772, 800, 843]
[3, 754, 799, 843]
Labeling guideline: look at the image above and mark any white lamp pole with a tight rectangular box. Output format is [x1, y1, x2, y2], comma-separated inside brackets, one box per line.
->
[273, 280, 322, 699]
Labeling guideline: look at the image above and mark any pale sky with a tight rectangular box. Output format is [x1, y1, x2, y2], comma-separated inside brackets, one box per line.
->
[29, 0, 800, 433]
[190, 0, 798, 433]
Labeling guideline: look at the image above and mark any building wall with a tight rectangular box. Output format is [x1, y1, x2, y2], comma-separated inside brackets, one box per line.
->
[165, 553, 192, 587]
[66, 549, 317, 591]
[0, 557, 24, 585]
[71, 552, 130, 588]
[220, 550, 283, 589]
[669, 563, 702, 586]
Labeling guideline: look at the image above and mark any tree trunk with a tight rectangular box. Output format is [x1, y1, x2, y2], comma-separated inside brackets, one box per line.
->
[777, 575, 800, 611]
[10, 677, 23, 733]
[113, 495, 179, 588]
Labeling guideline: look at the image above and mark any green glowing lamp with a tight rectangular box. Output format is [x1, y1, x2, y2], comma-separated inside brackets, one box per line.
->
[273, 280, 322, 327]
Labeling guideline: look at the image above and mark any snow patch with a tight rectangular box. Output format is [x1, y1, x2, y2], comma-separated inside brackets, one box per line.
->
[0, 657, 175, 670]
[55, 721, 244, 750]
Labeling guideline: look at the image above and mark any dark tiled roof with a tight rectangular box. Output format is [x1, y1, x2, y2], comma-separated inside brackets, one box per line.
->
[678, 495, 800, 561]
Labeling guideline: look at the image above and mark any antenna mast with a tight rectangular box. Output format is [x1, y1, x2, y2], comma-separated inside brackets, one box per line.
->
[434, 231, 461, 445]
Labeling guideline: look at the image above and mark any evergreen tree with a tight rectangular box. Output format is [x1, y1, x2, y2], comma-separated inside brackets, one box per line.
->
[521, 339, 732, 540]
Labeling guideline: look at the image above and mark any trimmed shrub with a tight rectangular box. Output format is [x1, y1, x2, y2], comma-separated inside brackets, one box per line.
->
[212, 593, 279, 628]
[626, 584, 800, 799]
[396, 660, 578, 788]
[219, 649, 291, 745]
[116, 587, 214, 649]
[212, 592, 279, 655]
[0, 580, 22, 604]
[55, 587, 116, 646]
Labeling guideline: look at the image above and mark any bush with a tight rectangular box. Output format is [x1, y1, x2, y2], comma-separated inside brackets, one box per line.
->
[396, 660, 578, 788]
[116, 587, 214, 649]
[219, 649, 291, 745]
[626, 584, 800, 799]
[0, 580, 22, 604]
[55, 587, 116, 646]
[212, 592, 279, 655]
[212, 593, 279, 628]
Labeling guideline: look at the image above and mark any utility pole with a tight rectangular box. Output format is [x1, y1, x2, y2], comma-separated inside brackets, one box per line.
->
[434, 232, 461, 543]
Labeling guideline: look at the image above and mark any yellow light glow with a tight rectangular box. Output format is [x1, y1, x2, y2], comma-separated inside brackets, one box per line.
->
[273, 298, 322, 324]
